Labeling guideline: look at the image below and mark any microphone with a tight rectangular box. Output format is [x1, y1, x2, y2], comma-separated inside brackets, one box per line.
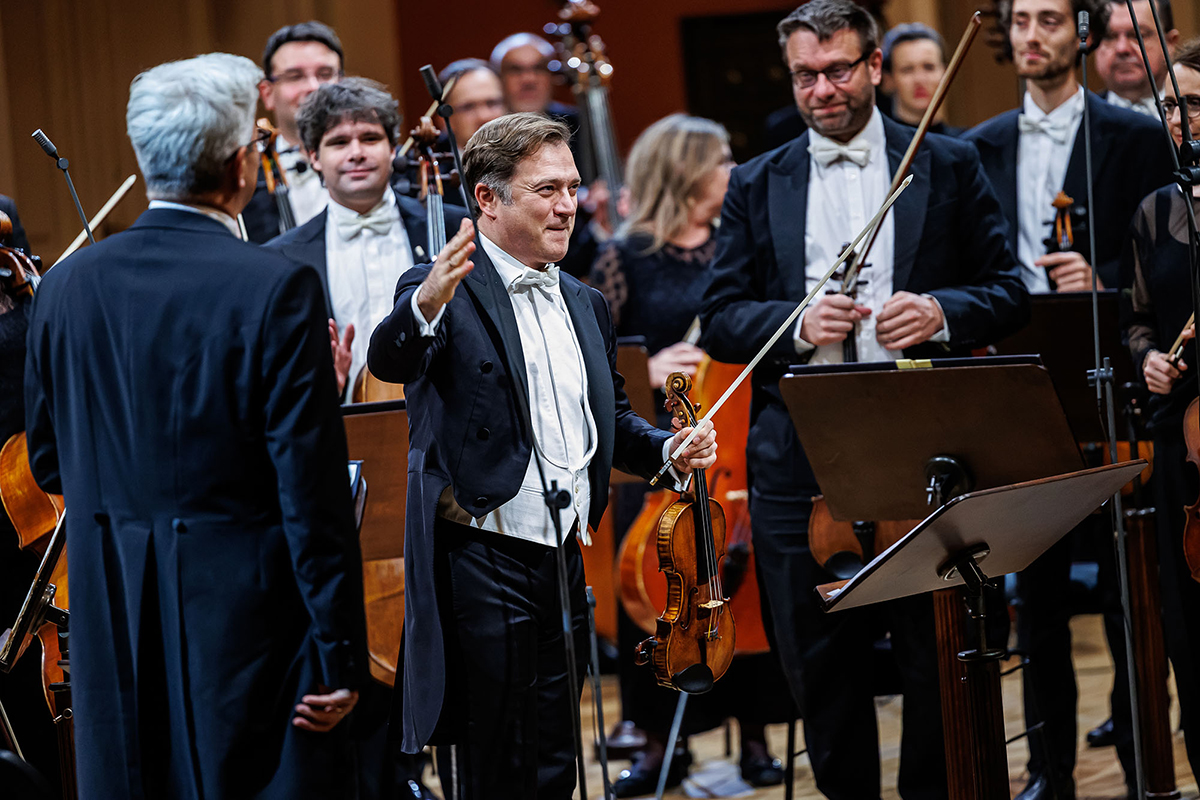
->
[32, 129, 59, 160]
[1077, 10, 1090, 49]
[30, 128, 95, 245]
[420, 65, 443, 103]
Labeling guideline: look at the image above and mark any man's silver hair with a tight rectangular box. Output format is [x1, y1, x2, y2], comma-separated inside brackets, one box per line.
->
[490, 33, 555, 68]
[126, 53, 263, 201]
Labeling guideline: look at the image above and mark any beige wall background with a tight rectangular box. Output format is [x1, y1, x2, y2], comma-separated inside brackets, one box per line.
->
[0, 0, 1194, 261]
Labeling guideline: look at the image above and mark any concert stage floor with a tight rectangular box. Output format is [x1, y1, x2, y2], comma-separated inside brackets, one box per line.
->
[422, 614, 1198, 798]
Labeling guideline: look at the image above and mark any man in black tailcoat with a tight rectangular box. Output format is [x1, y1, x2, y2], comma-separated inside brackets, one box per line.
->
[367, 112, 717, 799]
[700, 2, 1028, 798]
[24, 53, 366, 799]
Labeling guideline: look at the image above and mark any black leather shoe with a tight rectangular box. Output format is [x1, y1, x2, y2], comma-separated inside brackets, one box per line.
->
[603, 720, 649, 761]
[1086, 717, 1116, 748]
[612, 750, 692, 798]
[1015, 772, 1075, 800]
[740, 753, 785, 787]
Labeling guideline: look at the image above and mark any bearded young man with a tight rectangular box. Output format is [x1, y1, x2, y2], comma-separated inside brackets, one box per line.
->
[965, 1, 1172, 796]
[699, 1, 1028, 797]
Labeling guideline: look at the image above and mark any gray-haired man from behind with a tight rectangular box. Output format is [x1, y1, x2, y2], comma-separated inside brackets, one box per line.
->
[24, 52, 367, 799]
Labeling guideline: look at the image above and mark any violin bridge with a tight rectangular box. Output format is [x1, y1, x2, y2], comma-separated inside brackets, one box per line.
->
[700, 599, 724, 610]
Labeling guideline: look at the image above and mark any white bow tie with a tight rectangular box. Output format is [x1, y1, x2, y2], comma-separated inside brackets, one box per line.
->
[510, 265, 560, 292]
[1018, 114, 1073, 145]
[809, 138, 872, 167]
[335, 204, 395, 241]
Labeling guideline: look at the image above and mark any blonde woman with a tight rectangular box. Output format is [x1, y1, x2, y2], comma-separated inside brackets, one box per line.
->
[590, 114, 787, 795]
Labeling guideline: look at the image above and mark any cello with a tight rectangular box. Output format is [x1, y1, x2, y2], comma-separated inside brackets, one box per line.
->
[0, 210, 76, 798]
[633, 372, 734, 693]
[255, 117, 298, 236]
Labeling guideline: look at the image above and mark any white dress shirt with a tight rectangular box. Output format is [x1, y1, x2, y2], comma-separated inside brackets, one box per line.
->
[148, 200, 240, 238]
[1016, 87, 1085, 294]
[795, 108, 948, 363]
[325, 192, 415, 389]
[276, 134, 329, 226]
[1105, 90, 1160, 119]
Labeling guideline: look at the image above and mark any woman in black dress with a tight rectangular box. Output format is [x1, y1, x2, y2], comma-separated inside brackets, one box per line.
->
[591, 114, 788, 796]
[1120, 38, 1200, 779]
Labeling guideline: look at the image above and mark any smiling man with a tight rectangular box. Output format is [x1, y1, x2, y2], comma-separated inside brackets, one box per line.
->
[265, 78, 466, 398]
[699, 2, 1027, 798]
[366, 112, 717, 799]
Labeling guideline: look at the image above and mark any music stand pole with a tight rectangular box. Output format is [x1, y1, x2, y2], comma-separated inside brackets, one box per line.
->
[1078, 12, 1146, 798]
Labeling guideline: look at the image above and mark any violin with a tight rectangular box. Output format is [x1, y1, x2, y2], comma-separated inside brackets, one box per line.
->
[256, 117, 298, 236]
[619, 356, 770, 654]
[1041, 190, 1090, 291]
[547, 0, 624, 228]
[633, 372, 734, 693]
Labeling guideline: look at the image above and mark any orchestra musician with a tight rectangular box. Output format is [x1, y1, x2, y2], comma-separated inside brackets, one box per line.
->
[1095, 0, 1179, 117]
[965, 1, 1173, 794]
[1120, 35, 1200, 780]
[881, 23, 965, 135]
[490, 32, 580, 128]
[589, 113, 786, 795]
[0, 195, 59, 794]
[242, 21, 345, 243]
[435, 59, 508, 155]
[366, 112, 717, 799]
[264, 78, 468, 398]
[700, 1, 1028, 797]
[22, 53, 367, 798]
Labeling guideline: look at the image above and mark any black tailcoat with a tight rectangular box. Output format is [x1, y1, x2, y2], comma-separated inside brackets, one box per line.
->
[24, 208, 367, 799]
[366, 246, 670, 753]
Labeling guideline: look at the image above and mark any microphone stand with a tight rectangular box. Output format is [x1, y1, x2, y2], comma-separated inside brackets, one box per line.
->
[420, 65, 611, 800]
[31, 130, 95, 245]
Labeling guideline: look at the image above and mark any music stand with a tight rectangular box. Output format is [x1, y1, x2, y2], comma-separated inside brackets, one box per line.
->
[779, 357, 1146, 800]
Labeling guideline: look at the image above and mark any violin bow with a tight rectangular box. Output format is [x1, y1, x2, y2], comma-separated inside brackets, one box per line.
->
[1167, 312, 1196, 364]
[52, 174, 138, 268]
[840, 13, 983, 292]
[650, 174, 914, 485]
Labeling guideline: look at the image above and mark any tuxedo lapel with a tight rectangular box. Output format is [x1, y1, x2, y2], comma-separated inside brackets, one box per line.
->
[463, 248, 530, 407]
[396, 192, 433, 263]
[1061, 94, 1112, 218]
[977, 115, 1020, 255]
[884, 119, 930, 292]
[767, 135, 811, 301]
[284, 210, 333, 316]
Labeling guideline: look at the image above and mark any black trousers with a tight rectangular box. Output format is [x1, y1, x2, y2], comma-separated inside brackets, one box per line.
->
[750, 493, 947, 800]
[433, 520, 588, 800]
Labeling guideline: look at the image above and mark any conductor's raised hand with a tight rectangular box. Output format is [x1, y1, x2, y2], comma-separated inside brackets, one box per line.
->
[416, 217, 476, 323]
[292, 686, 359, 733]
[669, 419, 717, 474]
[799, 294, 871, 346]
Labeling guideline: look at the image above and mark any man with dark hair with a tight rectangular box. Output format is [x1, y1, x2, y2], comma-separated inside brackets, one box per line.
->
[265, 78, 467, 399]
[1096, 0, 1179, 116]
[965, 1, 1173, 796]
[243, 20, 346, 243]
[367, 112, 717, 798]
[881, 23, 964, 135]
[701, 1, 1028, 797]
[0, 194, 29, 252]
[437, 59, 507, 149]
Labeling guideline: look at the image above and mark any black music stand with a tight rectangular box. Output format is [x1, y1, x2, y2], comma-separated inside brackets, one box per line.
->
[779, 357, 1145, 800]
[990, 291, 1133, 442]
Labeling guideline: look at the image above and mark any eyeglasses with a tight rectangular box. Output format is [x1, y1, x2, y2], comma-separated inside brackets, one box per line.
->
[268, 67, 341, 86]
[501, 63, 550, 77]
[1163, 96, 1200, 121]
[227, 127, 271, 163]
[790, 52, 870, 89]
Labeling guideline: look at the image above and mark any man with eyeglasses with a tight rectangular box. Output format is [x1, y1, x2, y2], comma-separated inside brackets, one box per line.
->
[700, 1, 1027, 797]
[1095, 0, 1179, 118]
[436, 59, 508, 154]
[242, 21, 346, 243]
[965, 1, 1172, 797]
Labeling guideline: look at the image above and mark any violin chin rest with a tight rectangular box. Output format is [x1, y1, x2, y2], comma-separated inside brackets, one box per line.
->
[672, 664, 715, 695]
